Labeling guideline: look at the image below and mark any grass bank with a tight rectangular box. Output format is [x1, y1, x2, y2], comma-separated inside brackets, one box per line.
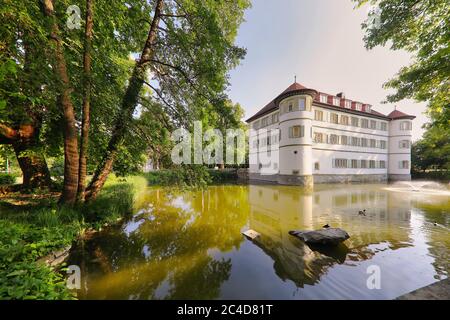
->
[0, 175, 147, 300]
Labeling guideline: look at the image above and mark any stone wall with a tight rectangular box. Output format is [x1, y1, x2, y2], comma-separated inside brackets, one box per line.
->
[237, 168, 249, 181]
[388, 174, 412, 181]
[248, 173, 388, 185]
[314, 174, 387, 184]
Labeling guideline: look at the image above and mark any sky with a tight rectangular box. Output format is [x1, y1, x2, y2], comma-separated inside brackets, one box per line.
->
[227, 0, 428, 141]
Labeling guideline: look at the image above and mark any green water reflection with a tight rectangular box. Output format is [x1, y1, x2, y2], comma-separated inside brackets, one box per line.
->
[70, 183, 450, 299]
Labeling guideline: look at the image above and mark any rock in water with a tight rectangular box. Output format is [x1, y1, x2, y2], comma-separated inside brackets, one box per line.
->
[289, 228, 350, 245]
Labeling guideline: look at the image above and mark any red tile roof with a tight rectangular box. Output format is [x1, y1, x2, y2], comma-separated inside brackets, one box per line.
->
[246, 82, 393, 123]
[387, 109, 416, 120]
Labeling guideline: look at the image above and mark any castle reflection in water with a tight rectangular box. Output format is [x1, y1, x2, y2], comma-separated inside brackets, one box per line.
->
[246, 184, 415, 287]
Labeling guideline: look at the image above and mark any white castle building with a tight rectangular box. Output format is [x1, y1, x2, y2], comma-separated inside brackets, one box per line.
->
[246, 82, 415, 187]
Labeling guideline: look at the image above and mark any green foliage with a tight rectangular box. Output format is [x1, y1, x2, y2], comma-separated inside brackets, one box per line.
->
[0, 175, 147, 299]
[0, 173, 15, 185]
[355, 0, 450, 126]
[412, 125, 450, 172]
[143, 166, 212, 188]
[208, 169, 238, 184]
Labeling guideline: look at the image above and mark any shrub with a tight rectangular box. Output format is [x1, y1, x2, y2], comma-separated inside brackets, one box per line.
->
[0, 173, 16, 185]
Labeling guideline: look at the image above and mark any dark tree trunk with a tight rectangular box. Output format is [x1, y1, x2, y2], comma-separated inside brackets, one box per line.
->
[85, 0, 164, 201]
[77, 0, 94, 203]
[41, 0, 80, 205]
[12, 137, 52, 189]
[1, 123, 52, 189]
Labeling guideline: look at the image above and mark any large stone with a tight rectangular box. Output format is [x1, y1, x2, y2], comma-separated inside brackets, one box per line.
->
[289, 228, 350, 245]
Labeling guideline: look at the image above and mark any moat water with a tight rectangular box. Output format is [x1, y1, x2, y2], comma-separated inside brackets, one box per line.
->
[69, 182, 450, 299]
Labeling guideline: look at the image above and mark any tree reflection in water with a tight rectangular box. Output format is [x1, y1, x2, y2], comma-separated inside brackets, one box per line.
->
[69, 183, 449, 299]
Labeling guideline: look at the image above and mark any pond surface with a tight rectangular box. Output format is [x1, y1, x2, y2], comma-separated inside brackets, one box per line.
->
[69, 183, 450, 299]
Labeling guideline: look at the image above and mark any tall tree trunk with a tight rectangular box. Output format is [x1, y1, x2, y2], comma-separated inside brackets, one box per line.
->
[1, 123, 52, 189]
[12, 129, 52, 189]
[77, 0, 94, 203]
[41, 0, 79, 205]
[85, 0, 164, 201]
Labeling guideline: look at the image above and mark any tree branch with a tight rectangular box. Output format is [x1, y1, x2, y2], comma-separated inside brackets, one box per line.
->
[0, 122, 18, 142]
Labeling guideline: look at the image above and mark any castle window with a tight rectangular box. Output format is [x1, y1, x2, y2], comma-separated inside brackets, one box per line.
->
[314, 110, 324, 121]
[314, 162, 320, 170]
[272, 112, 279, 123]
[360, 160, 368, 168]
[253, 120, 260, 129]
[298, 98, 306, 111]
[261, 117, 268, 127]
[345, 100, 352, 108]
[361, 119, 369, 128]
[351, 137, 360, 146]
[288, 103, 293, 112]
[399, 160, 409, 169]
[400, 121, 412, 130]
[369, 160, 376, 168]
[330, 134, 339, 144]
[330, 113, 339, 124]
[351, 117, 359, 127]
[361, 138, 368, 147]
[370, 120, 377, 129]
[341, 135, 348, 145]
[355, 103, 363, 111]
[370, 139, 376, 148]
[380, 122, 387, 131]
[333, 97, 340, 106]
[313, 132, 324, 143]
[271, 134, 278, 145]
[333, 159, 348, 168]
[380, 140, 387, 149]
[320, 94, 327, 103]
[379, 161, 386, 169]
[340, 115, 349, 125]
[399, 140, 410, 149]
[289, 125, 304, 138]
[366, 105, 372, 113]
[351, 159, 359, 168]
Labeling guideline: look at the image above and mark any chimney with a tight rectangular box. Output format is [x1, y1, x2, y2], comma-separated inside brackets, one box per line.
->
[336, 92, 345, 99]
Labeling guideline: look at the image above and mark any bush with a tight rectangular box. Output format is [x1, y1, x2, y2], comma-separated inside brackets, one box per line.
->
[208, 169, 238, 183]
[0, 173, 16, 185]
[143, 166, 212, 188]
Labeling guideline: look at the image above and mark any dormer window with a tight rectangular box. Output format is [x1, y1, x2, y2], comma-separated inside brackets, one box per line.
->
[320, 94, 327, 103]
[345, 100, 352, 108]
[333, 97, 340, 106]
[355, 103, 362, 111]
[366, 105, 371, 113]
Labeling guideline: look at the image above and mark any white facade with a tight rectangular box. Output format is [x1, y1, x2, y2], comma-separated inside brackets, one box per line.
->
[247, 83, 415, 186]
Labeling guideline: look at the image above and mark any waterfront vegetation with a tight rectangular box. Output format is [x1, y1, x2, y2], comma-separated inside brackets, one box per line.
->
[0, 169, 241, 299]
[0, 175, 147, 299]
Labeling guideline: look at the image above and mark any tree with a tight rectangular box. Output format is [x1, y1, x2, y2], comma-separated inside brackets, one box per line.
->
[355, 0, 450, 126]
[77, 0, 94, 202]
[412, 125, 450, 172]
[85, 0, 250, 200]
[41, 0, 80, 204]
[0, 2, 53, 189]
